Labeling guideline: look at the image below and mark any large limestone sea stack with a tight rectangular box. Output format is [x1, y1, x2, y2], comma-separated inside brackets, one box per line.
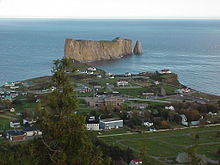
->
[133, 40, 144, 55]
[64, 37, 133, 62]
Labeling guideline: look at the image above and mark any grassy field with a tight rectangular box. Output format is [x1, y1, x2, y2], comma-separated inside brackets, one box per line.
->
[114, 87, 149, 98]
[99, 126, 220, 162]
[0, 118, 11, 129]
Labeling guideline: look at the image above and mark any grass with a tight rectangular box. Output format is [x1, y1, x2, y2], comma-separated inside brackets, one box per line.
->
[158, 84, 178, 95]
[14, 101, 37, 113]
[97, 128, 130, 136]
[114, 87, 149, 98]
[0, 118, 10, 129]
[99, 125, 220, 161]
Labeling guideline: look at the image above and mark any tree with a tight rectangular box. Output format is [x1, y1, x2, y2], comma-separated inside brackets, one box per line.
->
[34, 59, 104, 165]
[187, 145, 201, 165]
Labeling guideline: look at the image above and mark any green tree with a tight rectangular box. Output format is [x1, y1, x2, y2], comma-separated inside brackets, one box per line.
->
[35, 59, 104, 165]
[187, 145, 201, 165]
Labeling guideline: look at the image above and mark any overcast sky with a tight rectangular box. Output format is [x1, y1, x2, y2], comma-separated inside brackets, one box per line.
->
[0, 0, 220, 19]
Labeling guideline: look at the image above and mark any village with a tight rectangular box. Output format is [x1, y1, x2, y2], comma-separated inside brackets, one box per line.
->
[0, 63, 219, 144]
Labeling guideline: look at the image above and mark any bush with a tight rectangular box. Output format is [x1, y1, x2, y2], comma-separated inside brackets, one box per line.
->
[160, 120, 170, 129]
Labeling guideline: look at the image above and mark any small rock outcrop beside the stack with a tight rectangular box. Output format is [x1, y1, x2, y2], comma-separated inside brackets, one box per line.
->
[133, 40, 144, 55]
[64, 37, 132, 62]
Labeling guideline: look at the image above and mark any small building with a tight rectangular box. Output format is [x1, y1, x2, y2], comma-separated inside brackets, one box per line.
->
[4, 82, 15, 87]
[117, 79, 128, 87]
[124, 72, 132, 76]
[129, 159, 143, 165]
[9, 108, 15, 113]
[99, 118, 123, 129]
[154, 81, 160, 85]
[6, 130, 26, 142]
[165, 106, 175, 111]
[142, 121, 153, 127]
[23, 127, 42, 137]
[159, 69, 172, 74]
[97, 75, 102, 78]
[87, 67, 97, 71]
[179, 114, 188, 126]
[80, 87, 92, 93]
[23, 119, 36, 125]
[86, 122, 100, 131]
[10, 121, 21, 128]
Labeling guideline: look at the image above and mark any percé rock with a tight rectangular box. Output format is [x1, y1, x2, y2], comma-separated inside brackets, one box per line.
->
[133, 40, 144, 55]
[64, 37, 132, 62]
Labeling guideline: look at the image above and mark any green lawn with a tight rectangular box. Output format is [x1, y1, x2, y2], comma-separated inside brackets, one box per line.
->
[0, 118, 10, 129]
[99, 126, 220, 161]
[14, 101, 37, 113]
[114, 88, 149, 98]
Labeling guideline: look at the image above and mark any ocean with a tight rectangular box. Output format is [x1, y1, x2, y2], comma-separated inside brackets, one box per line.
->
[0, 19, 220, 95]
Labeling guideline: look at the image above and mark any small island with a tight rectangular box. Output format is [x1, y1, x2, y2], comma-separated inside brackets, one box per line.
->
[64, 37, 144, 62]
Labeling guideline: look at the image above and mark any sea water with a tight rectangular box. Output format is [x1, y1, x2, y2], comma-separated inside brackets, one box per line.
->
[0, 19, 220, 95]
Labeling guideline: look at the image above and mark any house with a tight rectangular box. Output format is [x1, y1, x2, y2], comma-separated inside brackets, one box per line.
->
[80, 87, 92, 93]
[4, 82, 15, 87]
[154, 81, 160, 85]
[23, 119, 36, 126]
[86, 97, 124, 110]
[9, 108, 15, 112]
[129, 103, 148, 110]
[86, 116, 100, 131]
[94, 85, 102, 90]
[10, 121, 21, 128]
[99, 118, 123, 129]
[87, 67, 97, 71]
[182, 88, 191, 93]
[97, 75, 102, 78]
[129, 159, 143, 165]
[23, 127, 42, 137]
[142, 92, 154, 97]
[104, 97, 125, 110]
[6, 130, 26, 142]
[124, 72, 132, 76]
[106, 72, 113, 76]
[179, 114, 188, 126]
[87, 71, 94, 75]
[142, 121, 154, 127]
[165, 106, 175, 111]
[159, 69, 172, 74]
[117, 79, 128, 87]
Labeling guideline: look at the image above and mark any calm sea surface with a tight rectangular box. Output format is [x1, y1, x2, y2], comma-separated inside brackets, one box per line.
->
[0, 19, 220, 95]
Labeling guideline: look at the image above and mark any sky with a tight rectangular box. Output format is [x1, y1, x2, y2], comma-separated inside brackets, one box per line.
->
[0, 0, 220, 19]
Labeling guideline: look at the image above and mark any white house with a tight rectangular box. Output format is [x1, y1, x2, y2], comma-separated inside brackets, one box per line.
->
[86, 122, 100, 131]
[165, 106, 175, 111]
[154, 81, 160, 85]
[124, 72, 132, 76]
[23, 119, 36, 125]
[142, 121, 154, 127]
[129, 159, 143, 165]
[97, 75, 102, 78]
[9, 108, 15, 113]
[117, 80, 128, 87]
[87, 67, 97, 71]
[159, 69, 172, 74]
[23, 127, 42, 137]
[99, 118, 123, 130]
[10, 121, 21, 128]
[179, 114, 188, 126]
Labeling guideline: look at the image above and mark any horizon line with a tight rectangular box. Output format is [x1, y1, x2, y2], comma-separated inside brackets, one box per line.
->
[1, 16, 220, 20]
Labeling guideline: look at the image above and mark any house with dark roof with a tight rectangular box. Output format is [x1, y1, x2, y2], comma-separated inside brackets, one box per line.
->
[6, 130, 26, 142]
